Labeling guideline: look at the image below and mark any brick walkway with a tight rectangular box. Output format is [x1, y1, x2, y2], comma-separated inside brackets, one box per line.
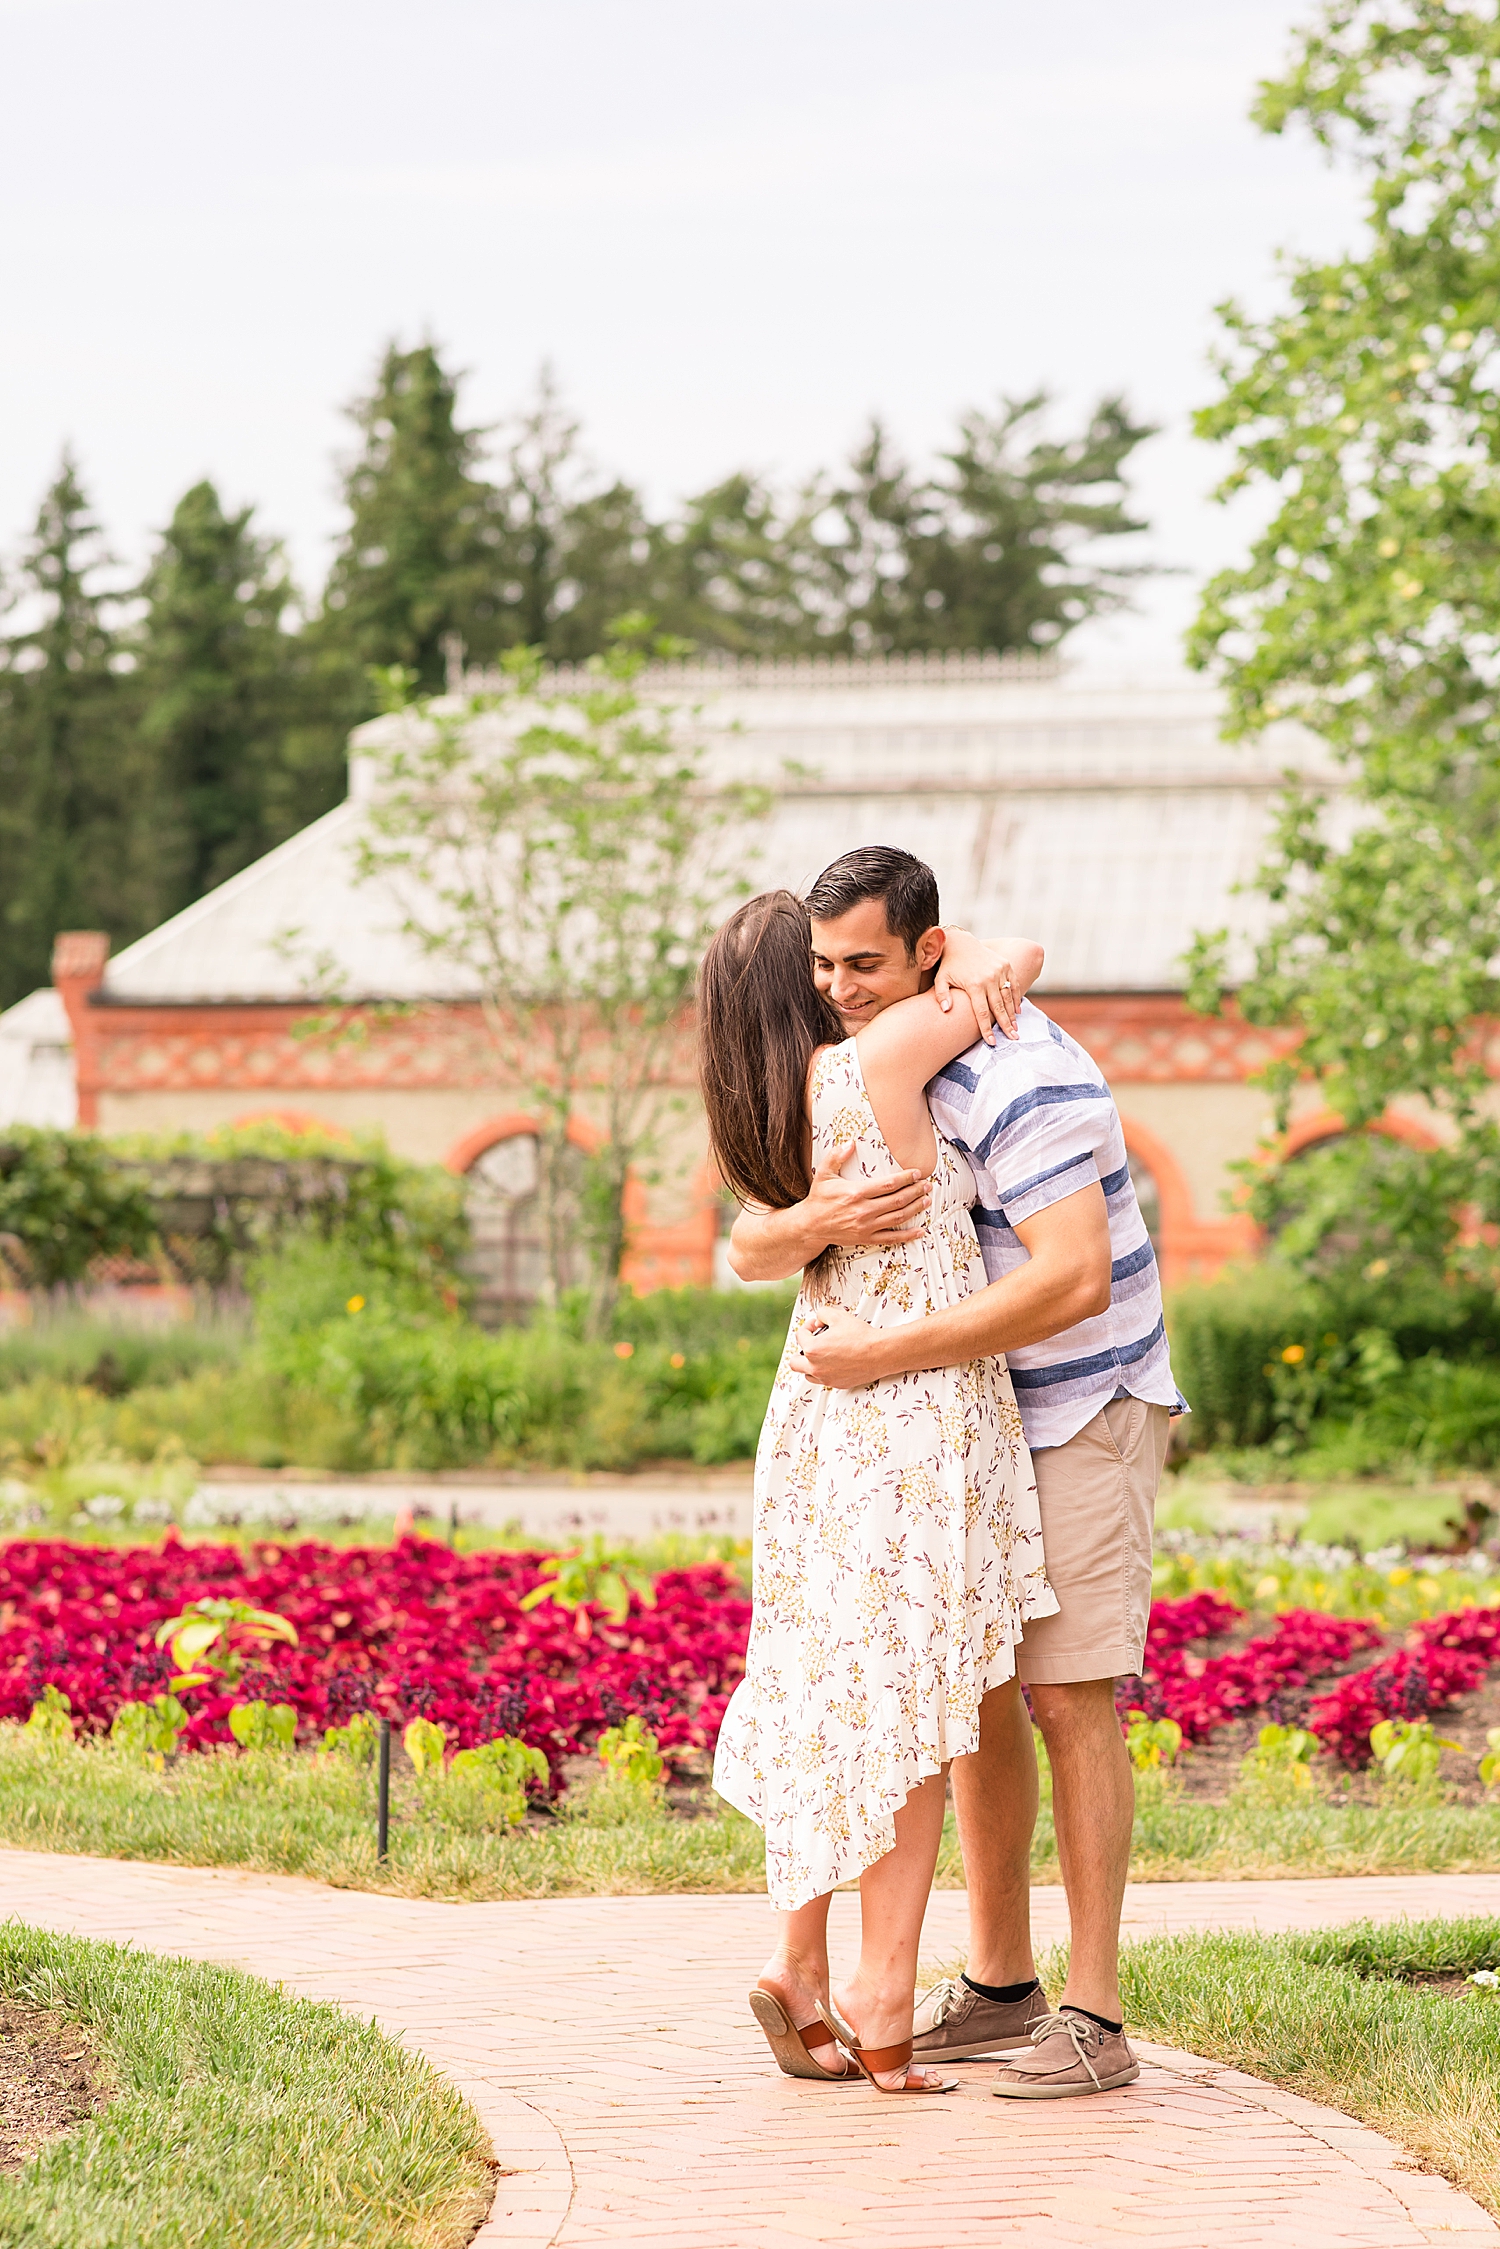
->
[1, 1851, 1496, 2249]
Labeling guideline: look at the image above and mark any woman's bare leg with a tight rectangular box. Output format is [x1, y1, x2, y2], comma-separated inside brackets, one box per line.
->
[758, 1892, 845, 2068]
[833, 1770, 949, 2090]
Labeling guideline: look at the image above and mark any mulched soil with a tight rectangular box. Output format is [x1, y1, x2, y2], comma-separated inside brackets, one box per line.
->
[0, 2003, 110, 2173]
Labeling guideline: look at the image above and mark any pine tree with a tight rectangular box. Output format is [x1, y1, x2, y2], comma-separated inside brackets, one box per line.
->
[487, 369, 657, 662]
[651, 472, 831, 655]
[134, 480, 304, 910]
[908, 393, 1156, 652]
[0, 455, 149, 1007]
[318, 342, 507, 690]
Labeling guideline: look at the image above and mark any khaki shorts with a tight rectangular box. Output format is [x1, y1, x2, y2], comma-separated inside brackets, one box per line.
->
[1016, 1394, 1171, 1685]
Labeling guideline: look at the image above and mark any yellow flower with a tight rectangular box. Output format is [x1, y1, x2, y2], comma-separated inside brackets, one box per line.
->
[669, 1352, 686, 1369]
[1254, 1574, 1281, 1601]
[345, 1295, 365, 1314]
[1388, 1566, 1412, 1586]
[1281, 1344, 1306, 1365]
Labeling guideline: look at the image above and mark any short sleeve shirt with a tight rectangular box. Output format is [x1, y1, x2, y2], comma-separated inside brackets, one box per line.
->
[926, 1000, 1185, 1450]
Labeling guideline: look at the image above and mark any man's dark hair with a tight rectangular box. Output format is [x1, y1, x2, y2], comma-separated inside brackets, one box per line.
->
[803, 847, 941, 959]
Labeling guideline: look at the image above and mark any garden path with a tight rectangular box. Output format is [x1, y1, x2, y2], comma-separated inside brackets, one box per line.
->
[0, 1851, 1497, 2249]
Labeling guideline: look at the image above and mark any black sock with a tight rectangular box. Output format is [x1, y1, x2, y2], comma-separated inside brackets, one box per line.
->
[961, 1972, 1039, 2006]
[1063, 2002, 1123, 2036]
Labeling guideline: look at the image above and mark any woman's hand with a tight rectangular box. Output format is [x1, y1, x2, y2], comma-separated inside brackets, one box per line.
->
[932, 930, 1043, 1044]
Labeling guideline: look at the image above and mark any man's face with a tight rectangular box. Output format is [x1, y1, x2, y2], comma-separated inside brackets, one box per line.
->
[809, 898, 943, 1030]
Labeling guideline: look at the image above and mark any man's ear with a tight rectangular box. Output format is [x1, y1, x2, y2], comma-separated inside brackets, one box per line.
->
[914, 925, 945, 975]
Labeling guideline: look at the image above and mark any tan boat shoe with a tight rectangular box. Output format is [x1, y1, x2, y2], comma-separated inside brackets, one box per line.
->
[910, 1976, 1052, 2062]
[989, 2010, 1141, 2099]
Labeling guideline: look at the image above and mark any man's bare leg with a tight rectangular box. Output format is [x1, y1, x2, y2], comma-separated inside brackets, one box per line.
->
[948, 1676, 1039, 1986]
[1030, 1677, 1133, 2020]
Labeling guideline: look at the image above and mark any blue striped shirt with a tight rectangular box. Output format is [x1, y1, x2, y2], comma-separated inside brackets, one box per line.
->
[927, 1000, 1185, 1450]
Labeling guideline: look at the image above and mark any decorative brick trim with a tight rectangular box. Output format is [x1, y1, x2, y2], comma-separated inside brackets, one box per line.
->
[1044, 994, 1300, 1085]
[443, 1111, 604, 1173]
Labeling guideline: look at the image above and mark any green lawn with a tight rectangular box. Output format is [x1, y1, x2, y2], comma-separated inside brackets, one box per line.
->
[1110, 1917, 1500, 2221]
[0, 1922, 493, 2248]
[4, 1730, 1500, 1899]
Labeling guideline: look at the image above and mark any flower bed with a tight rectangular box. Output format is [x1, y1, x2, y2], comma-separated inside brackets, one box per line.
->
[6, 1534, 1500, 1783]
[0, 1536, 751, 1779]
[1128, 1590, 1500, 1765]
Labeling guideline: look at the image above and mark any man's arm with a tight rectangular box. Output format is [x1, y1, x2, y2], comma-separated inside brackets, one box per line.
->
[726, 929, 1044, 1283]
[786, 1184, 1113, 1385]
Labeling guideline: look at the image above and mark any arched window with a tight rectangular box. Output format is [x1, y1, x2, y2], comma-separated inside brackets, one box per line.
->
[463, 1132, 590, 1325]
[466, 1134, 546, 1325]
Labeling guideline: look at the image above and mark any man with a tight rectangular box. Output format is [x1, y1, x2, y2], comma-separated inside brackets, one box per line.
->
[728, 844, 1184, 2099]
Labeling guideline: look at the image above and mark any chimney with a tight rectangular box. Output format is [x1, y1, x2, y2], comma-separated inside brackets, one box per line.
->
[51, 932, 109, 1129]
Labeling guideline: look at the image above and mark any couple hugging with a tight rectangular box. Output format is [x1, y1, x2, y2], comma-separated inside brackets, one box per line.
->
[698, 846, 1184, 2100]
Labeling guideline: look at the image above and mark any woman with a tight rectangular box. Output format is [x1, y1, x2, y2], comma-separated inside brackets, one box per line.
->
[701, 891, 1056, 2094]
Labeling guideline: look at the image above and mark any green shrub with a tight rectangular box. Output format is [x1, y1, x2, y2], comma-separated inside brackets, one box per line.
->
[0, 1128, 156, 1288]
[111, 1694, 189, 1766]
[609, 1283, 797, 1351]
[228, 1700, 299, 1752]
[1167, 1262, 1316, 1449]
[0, 1315, 243, 1396]
[1170, 1258, 1500, 1469]
[120, 1120, 472, 1302]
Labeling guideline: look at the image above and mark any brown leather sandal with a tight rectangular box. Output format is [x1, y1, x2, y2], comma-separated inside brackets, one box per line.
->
[814, 2001, 957, 2094]
[748, 1988, 854, 2082]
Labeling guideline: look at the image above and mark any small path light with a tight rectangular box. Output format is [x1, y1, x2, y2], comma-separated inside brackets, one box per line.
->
[377, 1718, 391, 1862]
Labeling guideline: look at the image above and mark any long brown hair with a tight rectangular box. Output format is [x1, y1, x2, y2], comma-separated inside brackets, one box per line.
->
[698, 889, 844, 1211]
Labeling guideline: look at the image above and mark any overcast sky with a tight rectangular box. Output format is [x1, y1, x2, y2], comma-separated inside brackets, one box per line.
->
[2, 0, 1362, 663]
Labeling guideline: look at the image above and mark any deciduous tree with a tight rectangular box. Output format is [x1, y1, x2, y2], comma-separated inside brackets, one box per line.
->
[352, 623, 765, 1329]
[1186, 0, 1500, 1273]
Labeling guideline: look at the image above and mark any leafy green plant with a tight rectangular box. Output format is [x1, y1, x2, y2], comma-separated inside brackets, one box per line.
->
[1370, 1717, 1460, 1793]
[598, 1713, 665, 1787]
[402, 1717, 446, 1778]
[154, 1596, 298, 1690]
[519, 1536, 656, 1630]
[1124, 1709, 1182, 1772]
[582, 1713, 667, 1826]
[228, 1700, 298, 1752]
[22, 1684, 74, 1748]
[446, 1735, 549, 1829]
[1234, 1721, 1321, 1804]
[1480, 1729, 1500, 1792]
[322, 1713, 379, 1766]
[110, 1693, 188, 1768]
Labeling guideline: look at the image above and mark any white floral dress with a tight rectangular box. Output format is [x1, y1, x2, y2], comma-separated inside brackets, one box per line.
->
[713, 1037, 1056, 1910]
